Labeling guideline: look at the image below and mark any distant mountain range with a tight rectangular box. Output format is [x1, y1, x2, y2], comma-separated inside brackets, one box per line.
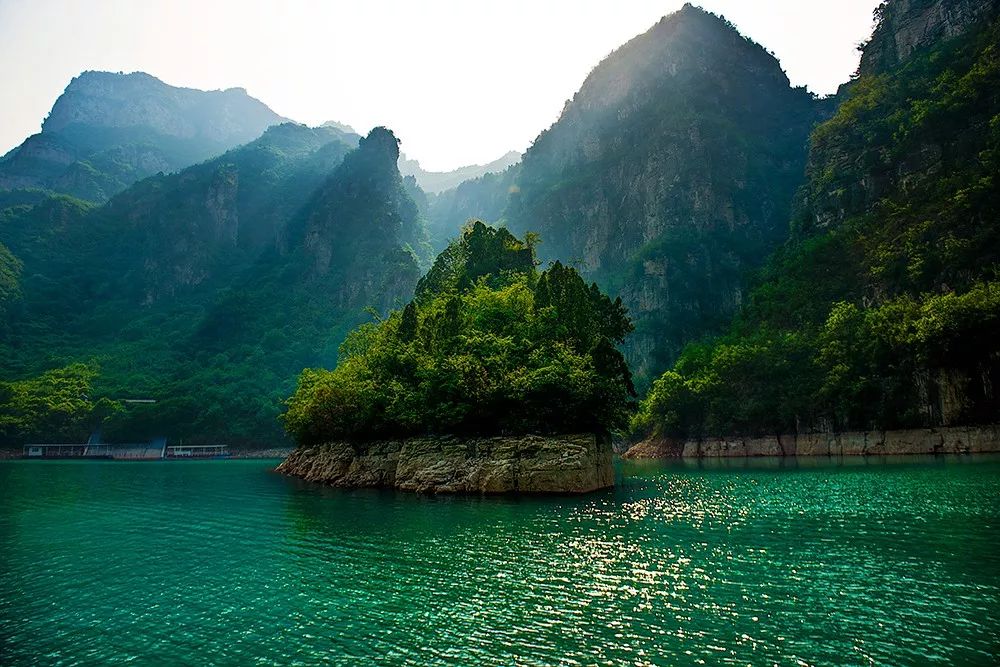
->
[398, 150, 521, 194]
[0, 71, 291, 201]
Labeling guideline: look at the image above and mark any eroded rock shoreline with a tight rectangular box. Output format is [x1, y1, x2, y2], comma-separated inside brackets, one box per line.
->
[624, 425, 1000, 459]
[276, 434, 614, 494]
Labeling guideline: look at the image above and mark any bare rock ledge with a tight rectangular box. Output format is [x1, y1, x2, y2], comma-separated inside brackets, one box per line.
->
[623, 425, 1000, 459]
[276, 434, 614, 494]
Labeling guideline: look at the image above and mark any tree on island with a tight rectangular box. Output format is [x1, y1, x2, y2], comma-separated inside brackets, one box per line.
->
[282, 221, 636, 445]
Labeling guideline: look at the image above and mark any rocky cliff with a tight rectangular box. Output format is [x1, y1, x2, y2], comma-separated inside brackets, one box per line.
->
[94, 123, 355, 303]
[801, 0, 1000, 233]
[624, 425, 1000, 458]
[500, 5, 825, 384]
[860, 0, 1000, 74]
[276, 434, 614, 494]
[630, 0, 1000, 442]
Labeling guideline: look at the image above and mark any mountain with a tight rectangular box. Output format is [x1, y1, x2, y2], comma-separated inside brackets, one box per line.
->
[0, 71, 291, 202]
[632, 0, 1000, 440]
[423, 163, 520, 251]
[399, 150, 520, 194]
[320, 120, 361, 139]
[299, 126, 426, 304]
[440, 4, 825, 384]
[0, 126, 424, 445]
[1, 123, 355, 310]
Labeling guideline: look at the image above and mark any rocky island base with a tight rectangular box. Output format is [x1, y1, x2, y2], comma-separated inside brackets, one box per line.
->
[276, 434, 614, 494]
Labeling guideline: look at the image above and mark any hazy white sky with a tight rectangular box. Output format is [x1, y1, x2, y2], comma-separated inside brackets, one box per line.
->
[0, 0, 881, 171]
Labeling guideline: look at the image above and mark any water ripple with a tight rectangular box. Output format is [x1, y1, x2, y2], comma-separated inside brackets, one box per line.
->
[1, 456, 999, 666]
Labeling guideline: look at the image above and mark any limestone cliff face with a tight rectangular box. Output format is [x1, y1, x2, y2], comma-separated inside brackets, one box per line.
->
[624, 425, 1000, 458]
[300, 127, 425, 311]
[860, 0, 1000, 75]
[276, 434, 614, 494]
[0, 71, 291, 202]
[801, 0, 1000, 233]
[503, 5, 825, 383]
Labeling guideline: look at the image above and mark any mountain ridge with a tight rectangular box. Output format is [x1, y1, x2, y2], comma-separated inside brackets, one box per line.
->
[0, 70, 291, 202]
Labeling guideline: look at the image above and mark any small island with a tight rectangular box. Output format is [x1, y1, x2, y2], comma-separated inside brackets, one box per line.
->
[276, 222, 636, 493]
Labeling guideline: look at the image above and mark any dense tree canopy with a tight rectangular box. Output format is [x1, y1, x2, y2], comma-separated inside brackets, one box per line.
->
[282, 222, 635, 445]
[0, 363, 121, 445]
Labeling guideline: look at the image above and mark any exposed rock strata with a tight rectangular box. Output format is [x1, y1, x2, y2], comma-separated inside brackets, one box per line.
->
[624, 425, 1000, 458]
[276, 434, 614, 494]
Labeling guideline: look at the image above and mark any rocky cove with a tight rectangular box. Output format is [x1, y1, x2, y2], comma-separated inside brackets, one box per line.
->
[623, 425, 1000, 459]
[275, 433, 614, 494]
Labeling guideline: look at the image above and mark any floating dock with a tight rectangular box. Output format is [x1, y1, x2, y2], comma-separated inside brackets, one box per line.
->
[23, 441, 228, 460]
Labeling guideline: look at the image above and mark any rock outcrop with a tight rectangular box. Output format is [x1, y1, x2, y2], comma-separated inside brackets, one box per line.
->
[624, 425, 1000, 458]
[860, 0, 1000, 75]
[276, 434, 614, 494]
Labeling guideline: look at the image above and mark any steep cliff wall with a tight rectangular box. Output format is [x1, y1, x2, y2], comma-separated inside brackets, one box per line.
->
[860, 0, 1000, 75]
[276, 434, 614, 494]
[503, 5, 825, 384]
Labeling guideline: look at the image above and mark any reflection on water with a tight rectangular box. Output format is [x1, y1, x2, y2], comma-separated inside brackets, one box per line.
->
[1, 456, 998, 666]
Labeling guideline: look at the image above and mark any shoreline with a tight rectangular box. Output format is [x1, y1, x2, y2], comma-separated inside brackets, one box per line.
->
[0, 447, 293, 461]
[624, 425, 1000, 459]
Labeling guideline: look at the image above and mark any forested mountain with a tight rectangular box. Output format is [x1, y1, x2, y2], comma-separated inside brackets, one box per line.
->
[4, 0, 998, 449]
[427, 4, 828, 384]
[424, 164, 520, 252]
[0, 126, 424, 445]
[0, 71, 290, 202]
[633, 0, 1000, 440]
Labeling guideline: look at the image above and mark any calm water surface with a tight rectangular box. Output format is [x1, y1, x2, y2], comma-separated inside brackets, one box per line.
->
[1, 456, 998, 666]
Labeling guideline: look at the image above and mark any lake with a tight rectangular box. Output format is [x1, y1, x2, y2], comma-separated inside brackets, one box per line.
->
[1, 456, 998, 665]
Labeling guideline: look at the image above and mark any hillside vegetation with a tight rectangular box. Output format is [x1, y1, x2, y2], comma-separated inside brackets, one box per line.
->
[633, 5, 1000, 439]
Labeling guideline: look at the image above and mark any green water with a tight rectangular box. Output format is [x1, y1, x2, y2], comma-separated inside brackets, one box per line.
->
[1, 457, 998, 666]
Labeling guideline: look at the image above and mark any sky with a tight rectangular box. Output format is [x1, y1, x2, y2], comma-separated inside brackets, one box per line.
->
[0, 0, 882, 171]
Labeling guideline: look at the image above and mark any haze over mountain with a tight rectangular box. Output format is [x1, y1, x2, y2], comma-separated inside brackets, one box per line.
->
[399, 150, 521, 194]
[1, 121, 423, 443]
[632, 0, 1000, 442]
[0, 71, 290, 202]
[428, 4, 829, 383]
[2, 0, 998, 452]
[0, 1, 883, 174]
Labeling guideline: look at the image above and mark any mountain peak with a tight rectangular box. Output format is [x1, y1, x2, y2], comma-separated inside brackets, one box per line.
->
[359, 126, 401, 162]
[42, 70, 290, 139]
[321, 120, 359, 135]
[561, 3, 786, 121]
